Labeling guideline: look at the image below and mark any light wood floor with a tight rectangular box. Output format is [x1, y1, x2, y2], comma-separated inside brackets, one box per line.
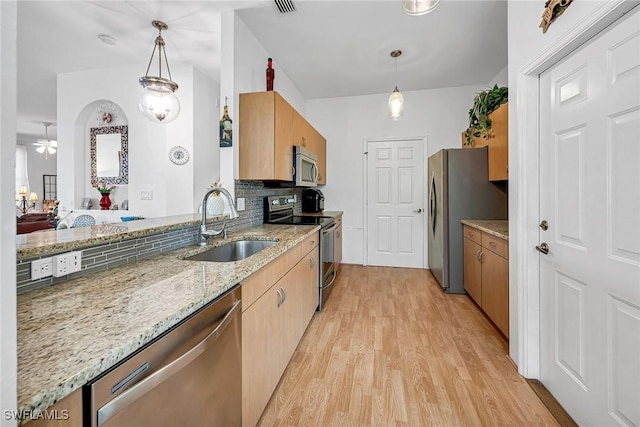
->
[257, 265, 559, 426]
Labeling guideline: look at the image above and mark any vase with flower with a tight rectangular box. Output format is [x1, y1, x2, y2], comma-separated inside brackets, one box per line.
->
[93, 182, 116, 210]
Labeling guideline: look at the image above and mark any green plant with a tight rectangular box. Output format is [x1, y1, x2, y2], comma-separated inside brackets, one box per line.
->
[464, 84, 508, 146]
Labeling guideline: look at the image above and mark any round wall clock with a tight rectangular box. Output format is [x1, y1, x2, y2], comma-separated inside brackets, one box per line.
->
[168, 146, 190, 165]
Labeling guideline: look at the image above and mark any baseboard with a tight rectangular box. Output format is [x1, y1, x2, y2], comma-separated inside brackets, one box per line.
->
[526, 379, 578, 427]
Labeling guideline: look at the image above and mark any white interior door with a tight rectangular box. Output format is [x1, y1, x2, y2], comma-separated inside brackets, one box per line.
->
[539, 8, 640, 426]
[366, 139, 424, 268]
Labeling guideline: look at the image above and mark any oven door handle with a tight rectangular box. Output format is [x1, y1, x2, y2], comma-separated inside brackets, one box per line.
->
[321, 224, 336, 236]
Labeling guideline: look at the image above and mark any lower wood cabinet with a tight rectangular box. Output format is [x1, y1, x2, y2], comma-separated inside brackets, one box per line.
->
[463, 225, 509, 337]
[21, 388, 83, 427]
[241, 235, 319, 427]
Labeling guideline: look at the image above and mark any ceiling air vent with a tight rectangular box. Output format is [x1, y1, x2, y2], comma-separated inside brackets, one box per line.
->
[273, 0, 296, 13]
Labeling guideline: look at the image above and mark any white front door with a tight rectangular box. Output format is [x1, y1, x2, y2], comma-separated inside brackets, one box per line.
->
[539, 8, 640, 426]
[366, 139, 424, 268]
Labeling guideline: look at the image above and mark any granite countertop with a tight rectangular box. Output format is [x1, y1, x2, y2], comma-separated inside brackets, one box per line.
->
[300, 210, 343, 218]
[16, 213, 227, 259]
[461, 219, 509, 240]
[17, 223, 319, 420]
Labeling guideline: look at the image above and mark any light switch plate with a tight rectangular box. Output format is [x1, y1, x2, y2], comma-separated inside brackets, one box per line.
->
[237, 198, 245, 211]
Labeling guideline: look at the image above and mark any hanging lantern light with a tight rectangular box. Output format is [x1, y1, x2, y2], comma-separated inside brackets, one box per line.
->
[402, 0, 441, 16]
[138, 20, 180, 124]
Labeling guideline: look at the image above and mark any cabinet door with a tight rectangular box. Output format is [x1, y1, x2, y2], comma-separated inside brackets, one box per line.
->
[239, 92, 276, 180]
[242, 285, 283, 427]
[481, 249, 509, 337]
[313, 132, 327, 184]
[274, 93, 294, 181]
[22, 388, 83, 427]
[292, 110, 309, 148]
[488, 102, 508, 181]
[463, 238, 482, 304]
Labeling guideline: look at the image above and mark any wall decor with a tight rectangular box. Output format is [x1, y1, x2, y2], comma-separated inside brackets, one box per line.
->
[90, 125, 129, 185]
[539, 0, 573, 33]
[169, 146, 190, 165]
[219, 97, 232, 147]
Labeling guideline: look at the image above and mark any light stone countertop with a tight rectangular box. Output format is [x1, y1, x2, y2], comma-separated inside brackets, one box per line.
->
[15, 213, 227, 259]
[461, 220, 509, 240]
[17, 223, 319, 420]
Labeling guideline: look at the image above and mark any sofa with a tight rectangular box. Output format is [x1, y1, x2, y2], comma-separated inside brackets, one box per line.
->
[17, 213, 55, 234]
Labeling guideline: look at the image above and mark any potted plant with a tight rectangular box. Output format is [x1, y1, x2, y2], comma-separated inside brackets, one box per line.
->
[464, 84, 508, 146]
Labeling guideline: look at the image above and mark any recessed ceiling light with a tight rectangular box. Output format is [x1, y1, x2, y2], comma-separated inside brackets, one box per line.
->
[97, 34, 117, 45]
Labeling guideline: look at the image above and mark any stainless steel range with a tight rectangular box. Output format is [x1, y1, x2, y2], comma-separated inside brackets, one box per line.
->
[264, 195, 336, 310]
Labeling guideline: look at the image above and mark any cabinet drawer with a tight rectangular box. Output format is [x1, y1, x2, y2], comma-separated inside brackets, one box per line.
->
[302, 231, 319, 255]
[463, 225, 481, 244]
[481, 233, 508, 259]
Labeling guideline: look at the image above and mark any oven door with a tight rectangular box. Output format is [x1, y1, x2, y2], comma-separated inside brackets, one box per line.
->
[319, 224, 336, 311]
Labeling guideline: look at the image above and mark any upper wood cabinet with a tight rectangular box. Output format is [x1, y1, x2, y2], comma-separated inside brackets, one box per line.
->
[487, 102, 508, 181]
[461, 102, 509, 181]
[239, 91, 294, 181]
[240, 91, 327, 184]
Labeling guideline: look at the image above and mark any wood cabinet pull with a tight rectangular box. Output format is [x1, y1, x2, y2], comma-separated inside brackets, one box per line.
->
[489, 241, 497, 247]
[276, 288, 283, 307]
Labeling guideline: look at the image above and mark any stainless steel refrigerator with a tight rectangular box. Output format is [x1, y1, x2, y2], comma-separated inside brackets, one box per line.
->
[427, 147, 507, 294]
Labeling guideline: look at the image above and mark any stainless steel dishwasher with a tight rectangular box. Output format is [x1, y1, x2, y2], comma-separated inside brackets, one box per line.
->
[89, 287, 241, 427]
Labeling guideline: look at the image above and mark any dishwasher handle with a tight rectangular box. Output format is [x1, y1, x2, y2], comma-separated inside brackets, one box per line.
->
[97, 299, 241, 426]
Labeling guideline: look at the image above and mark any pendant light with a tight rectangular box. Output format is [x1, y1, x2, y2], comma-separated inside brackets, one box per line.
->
[388, 50, 404, 121]
[138, 20, 180, 124]
[402, 0, 441, 16]
[35, 122, 57, 159]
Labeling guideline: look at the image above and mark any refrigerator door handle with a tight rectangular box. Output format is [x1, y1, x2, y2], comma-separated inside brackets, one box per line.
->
[430, 173, 437, 234]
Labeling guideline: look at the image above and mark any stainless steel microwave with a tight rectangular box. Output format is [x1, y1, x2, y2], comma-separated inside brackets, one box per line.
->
[294, 146, 318, 187]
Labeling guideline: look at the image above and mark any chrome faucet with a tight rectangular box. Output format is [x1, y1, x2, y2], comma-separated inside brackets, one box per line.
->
[198, 185, 239, 246]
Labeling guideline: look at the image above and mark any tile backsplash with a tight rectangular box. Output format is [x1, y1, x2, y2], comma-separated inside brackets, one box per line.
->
[17, 180, 308, 293]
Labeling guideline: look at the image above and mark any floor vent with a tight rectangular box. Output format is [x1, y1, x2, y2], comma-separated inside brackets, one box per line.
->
[273, 0, 296, 13]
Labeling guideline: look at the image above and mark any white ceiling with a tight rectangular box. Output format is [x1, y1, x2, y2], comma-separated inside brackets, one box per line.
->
[16, 0, 507, 142]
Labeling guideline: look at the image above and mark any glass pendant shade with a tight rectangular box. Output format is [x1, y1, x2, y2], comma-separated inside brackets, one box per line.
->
[138, 79, 181, 124]
[388, 87, 404, 120]
[403, 0, 441, 15]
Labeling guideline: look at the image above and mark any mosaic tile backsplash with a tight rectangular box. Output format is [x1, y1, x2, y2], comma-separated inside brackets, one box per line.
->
[17, 180, 305, 293]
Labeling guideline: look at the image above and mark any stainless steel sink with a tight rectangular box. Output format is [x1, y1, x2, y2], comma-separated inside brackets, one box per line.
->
[183, 240, 277, 262]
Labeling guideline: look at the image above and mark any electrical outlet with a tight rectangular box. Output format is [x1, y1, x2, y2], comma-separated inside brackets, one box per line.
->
[140, 190, 153, 200]
[31, 257, 53, 280]
[52, 251, 82, 277]
[237, 198, 245, 211]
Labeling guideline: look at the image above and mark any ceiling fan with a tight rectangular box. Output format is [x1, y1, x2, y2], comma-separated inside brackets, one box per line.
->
[34, 122, 57, 159]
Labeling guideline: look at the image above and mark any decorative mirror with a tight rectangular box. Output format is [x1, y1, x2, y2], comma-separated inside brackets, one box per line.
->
[90, 125, 128, 185]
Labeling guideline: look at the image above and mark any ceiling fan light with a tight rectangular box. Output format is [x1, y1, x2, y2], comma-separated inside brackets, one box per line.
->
[388, 87, 404, 120]
[48, 147, 56, 155]
[36, 146, 46, 154]
[403, 0, 441, 15]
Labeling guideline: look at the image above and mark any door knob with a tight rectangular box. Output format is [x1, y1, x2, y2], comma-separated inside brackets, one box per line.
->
[413, 208, 423, 213]
[536, 243, 549, 255]
[539, 220, 549, 231]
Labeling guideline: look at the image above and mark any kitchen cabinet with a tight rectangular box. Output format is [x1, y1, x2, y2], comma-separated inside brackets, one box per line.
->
[240, 91, 327, 184]
[22, 388, 82, 427]
[241, 234, 319, 427]
[487, 102, 508, 181]
[292, 111, 327, 185]
[463, 225, 509, 337]
[239, 91, 294, 181]
[334, 214, 343, 273]
[461, 102, 509, 181]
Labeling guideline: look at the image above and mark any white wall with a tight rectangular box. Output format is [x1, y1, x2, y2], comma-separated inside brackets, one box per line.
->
[219, 11, 305, 191]
[58, 63, 220, 218]
[0, 1, 17, 423]
[306, 84, 487, 264]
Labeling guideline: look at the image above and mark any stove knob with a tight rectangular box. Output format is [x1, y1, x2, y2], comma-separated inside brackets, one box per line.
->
[272, 200, 279, 205]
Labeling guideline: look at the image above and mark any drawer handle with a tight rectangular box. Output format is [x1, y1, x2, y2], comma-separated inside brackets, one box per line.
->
[489, 242, 497, 247]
